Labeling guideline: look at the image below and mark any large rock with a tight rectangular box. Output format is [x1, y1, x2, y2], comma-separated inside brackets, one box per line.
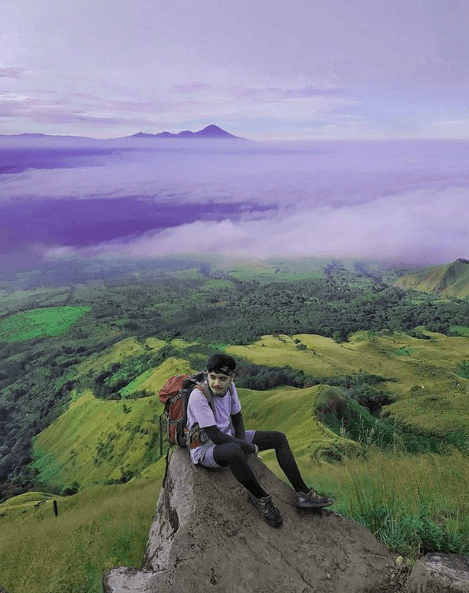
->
[104, 448, 400, 593]
[410, 553, 469, 592]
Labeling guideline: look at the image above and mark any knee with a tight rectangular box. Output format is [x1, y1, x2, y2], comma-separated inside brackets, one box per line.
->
[254, 430, 289, 450]
[272, 431, 288, 447]
[224, 442, 245, 462]
[214, 442, 246, 466]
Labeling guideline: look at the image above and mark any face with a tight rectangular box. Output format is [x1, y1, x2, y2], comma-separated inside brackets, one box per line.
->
[207, 371, 233, 396]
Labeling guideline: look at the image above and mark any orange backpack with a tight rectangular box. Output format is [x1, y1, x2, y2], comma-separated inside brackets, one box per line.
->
[158, 372, 212, 448]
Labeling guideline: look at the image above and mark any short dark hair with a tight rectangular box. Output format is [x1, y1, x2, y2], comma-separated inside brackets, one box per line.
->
[207, 353, 236, 375]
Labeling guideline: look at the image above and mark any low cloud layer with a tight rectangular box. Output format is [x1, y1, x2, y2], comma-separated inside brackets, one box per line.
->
[48, 185, 468, 265]
[2, 139, 469, 266]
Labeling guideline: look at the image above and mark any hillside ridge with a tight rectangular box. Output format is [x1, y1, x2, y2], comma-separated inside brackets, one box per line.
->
[394, 259, 469, 298]
[2, 332, 469, 591]
[27, 330, 469, 493]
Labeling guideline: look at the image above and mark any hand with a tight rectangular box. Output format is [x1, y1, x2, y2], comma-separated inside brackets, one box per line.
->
[252, 444, 262, 459]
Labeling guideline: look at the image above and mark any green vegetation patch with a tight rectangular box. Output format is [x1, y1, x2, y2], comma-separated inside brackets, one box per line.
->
[393, 347, 415, 356]
[118, 368, 155, 397]
[92, 345, 189, 399]
[0, 473, 165, 593]
[31, 390, 166, 491]
[315, 388, 465, 455]
[0, 306, 91, 342]
[450, 325, 469, 337]
[455, 360, 469, 379]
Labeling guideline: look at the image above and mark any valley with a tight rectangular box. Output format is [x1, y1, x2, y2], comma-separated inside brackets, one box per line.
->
[0, 256, 469, 592]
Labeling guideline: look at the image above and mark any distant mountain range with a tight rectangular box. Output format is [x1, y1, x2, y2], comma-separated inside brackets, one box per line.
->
[0, 125, 244, 142]
[125, 124, 242, 140]
[394, 258, 469, 298]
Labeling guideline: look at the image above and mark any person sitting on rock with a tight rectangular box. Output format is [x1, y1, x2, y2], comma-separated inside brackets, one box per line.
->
[186, 353, 333, 527]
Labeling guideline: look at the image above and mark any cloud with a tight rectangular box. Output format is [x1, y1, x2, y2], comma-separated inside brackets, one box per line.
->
[228, 86, 342, 100]
[0, 81, 350, 136]
[0, 94, 166, 128]
[4, 139, 469, 266]
[430, 119, 469, 138]
[0, 66, 26, 79]
[171, 83, 213, 94]
[2, 138, 469, 216]
[44, 185, 469, 265]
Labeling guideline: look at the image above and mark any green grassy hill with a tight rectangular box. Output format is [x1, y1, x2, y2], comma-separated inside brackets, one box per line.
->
[394, 259, 469, 298]
[32, 358, 195, 491]
[28, 329, 469, 492]
[3, 255, 469, 494]
[2, 331, 469, 592]
[228, 331, 469, 438]
[2, 256, 469, 593]
[0, 470, 166, 593]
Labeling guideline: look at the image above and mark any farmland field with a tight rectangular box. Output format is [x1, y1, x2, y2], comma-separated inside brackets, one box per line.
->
[0, 306, 91, 342]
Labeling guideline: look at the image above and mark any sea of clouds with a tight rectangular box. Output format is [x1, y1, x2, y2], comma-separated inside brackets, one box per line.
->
[1, 138, 468, 268]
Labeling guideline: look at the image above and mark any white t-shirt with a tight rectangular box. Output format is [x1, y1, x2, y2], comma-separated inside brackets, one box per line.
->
[186, 383, 241, 464]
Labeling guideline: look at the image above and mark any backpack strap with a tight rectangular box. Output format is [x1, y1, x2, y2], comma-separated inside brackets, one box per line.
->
[193, 381, 234, 413]
[194, 381, 214, 411]
[185, 381, 220, 450]
[229, 383, 236, 412]
[177, 372, 203, 420]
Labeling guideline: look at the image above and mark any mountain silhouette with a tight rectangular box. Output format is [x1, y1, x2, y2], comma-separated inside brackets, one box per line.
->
[0, 125, 243, 142]
[127, 125, 242, 140]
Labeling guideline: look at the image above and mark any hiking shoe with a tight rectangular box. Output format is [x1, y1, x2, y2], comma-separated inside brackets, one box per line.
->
[250, 494, 283, 527]
[296, 489, 334, 509]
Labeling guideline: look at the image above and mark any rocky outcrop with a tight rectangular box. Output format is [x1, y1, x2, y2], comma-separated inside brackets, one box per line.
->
[104, 448, 401, 593]
[410, 553, 469, 592]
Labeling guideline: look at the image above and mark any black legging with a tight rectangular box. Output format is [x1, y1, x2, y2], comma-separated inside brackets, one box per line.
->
[212, 430, 309, 499]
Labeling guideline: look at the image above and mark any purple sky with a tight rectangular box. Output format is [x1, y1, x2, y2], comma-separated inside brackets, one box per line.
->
[2, 0, 469, 140]
[1, 139, 468, 266]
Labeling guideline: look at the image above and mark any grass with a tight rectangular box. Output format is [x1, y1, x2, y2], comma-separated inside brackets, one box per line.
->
[238, 384, 362, 466]
[209, 255, 329, 281]
[0, 306, 91, 342]
[32, 358, 196, 491]
[6, 330, 469, 590]
[75, 337, 167, 377]
[0, 491, 58, 511]
[395, 261, 469, 298]
[0, 287, 72, 316]
[393, 347, 414, 356]
[305, 448, 469, 561]
[236, 380, 469, 561]
[119, 357, 195, 398]
[228, 331, 469, 438]
[32, 390, 162, 491]
[0, 468, 165, 593]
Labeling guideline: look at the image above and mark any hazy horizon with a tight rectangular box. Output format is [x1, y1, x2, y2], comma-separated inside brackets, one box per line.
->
[3, 0, 469, 141]
[1, 137, 468, 276]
